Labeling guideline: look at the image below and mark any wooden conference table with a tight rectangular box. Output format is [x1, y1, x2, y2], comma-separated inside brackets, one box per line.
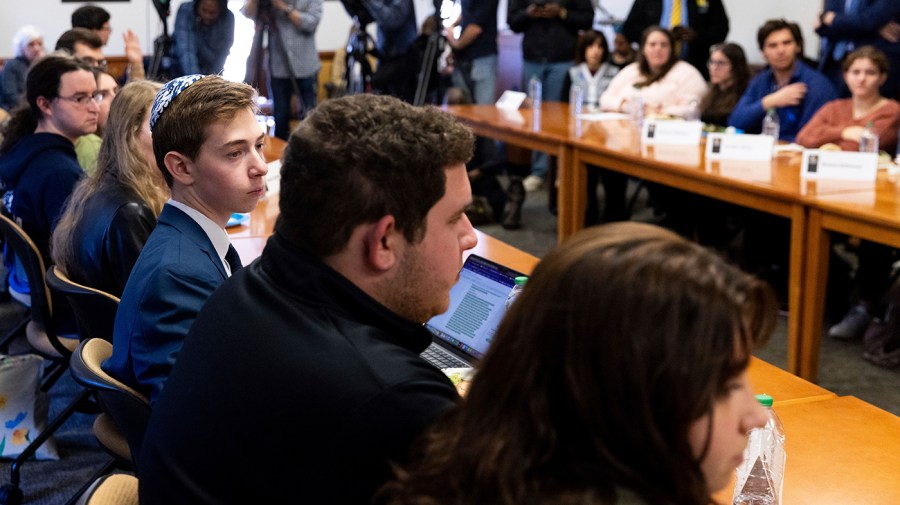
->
[232, 139, 900, 501]
[231, 194, 900, 504]
[444, 102, 899, 382]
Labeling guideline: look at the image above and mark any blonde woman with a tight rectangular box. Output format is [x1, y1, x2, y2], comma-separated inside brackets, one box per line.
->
[51, 80, 167, 296]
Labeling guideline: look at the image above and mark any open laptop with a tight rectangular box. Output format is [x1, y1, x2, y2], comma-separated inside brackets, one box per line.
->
[421, 254, 525, 369]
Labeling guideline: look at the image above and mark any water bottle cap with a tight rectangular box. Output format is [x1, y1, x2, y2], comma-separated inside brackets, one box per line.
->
[514, 276, 528, 286]
[755, 393, 774, 407]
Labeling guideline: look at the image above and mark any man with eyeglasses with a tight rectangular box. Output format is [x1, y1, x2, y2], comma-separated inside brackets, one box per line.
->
[75, 70, 119, 174]
[0, 55, 98, 320]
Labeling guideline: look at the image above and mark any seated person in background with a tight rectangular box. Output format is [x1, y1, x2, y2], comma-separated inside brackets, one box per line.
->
[170, 0, 235, 76]
[138, 94, 474, 503]
[565, 29, 620, 111]
[797, 46, 900, 152]
[0, 55, 96, 308]
[0, 26, 44, 111]
[815, 0, 900, 99]
[795, 47, 900, 359]
[621, 0, 730, 79]
[600, 26, 708, 118]
[383, 222, 776, 505]
[599, 26, 707, 224]
[565, 29, 621, 225]
[51, 80, 167, 298]
[74, 69, 119, 174]
[58, 26, 145, 82]
[610, 26, 637, 69]
[106, 75, 268, 404]
[729, 19, 837, 142]
[700, 42, 751, 128]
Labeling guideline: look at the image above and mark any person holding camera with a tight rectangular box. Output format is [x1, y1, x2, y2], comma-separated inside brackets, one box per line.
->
[242, 0, 322, 140]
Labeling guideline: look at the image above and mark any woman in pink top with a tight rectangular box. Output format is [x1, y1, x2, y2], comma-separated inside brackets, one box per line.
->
[797, 46, 900, 154]
[600, 26, 707, 118]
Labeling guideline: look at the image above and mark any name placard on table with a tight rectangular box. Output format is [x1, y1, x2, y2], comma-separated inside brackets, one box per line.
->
[495, 90, 527, 111]
[706, 133, 775, 161]
[641, 120, 703, 145]
[800, 149, 878, 181]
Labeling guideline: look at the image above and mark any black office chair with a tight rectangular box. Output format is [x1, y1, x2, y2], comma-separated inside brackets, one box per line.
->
[45, 266, 119, 344]
[46, 266, 133, 501]
[0, 214, 91, 505]
[69, 339, 152, 475]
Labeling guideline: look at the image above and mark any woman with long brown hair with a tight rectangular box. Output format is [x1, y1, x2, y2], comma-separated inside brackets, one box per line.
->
[385, 222, 777, 505]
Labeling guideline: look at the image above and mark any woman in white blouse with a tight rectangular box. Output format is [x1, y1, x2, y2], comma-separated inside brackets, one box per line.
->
[600, 26, 707, 118]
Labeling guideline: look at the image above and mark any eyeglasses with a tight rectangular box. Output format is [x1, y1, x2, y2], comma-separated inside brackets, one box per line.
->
[56, 92, 105, 107]
[707, 59, 731, 68]
[78, 56, 108, 70]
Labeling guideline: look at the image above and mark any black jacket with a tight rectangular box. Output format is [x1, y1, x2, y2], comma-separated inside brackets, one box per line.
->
[508, 0, 594, 63]
[66, 175, 156, 297]
[139, 232, 460, 504]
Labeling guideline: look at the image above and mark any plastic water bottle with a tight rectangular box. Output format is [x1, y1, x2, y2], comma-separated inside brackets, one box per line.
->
[629, 86, 644, 128]
[505, 276, 528, 311]
[761, 108, 780, 140]
[684, 99, 700, 122]
[732, 394, 785, 505]
[859, 121, 879, 153]
[569, 84, 584, 117]
[529, 76, 542, 110]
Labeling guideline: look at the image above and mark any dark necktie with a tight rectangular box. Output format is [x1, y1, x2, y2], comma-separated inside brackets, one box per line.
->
[225, 244, 243, 275]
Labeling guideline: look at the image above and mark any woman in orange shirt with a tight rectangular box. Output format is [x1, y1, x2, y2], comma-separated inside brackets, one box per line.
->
[797, 46, 900, 154]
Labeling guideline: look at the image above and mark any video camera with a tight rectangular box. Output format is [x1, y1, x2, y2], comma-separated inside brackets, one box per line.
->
[340, 0, 375, 26]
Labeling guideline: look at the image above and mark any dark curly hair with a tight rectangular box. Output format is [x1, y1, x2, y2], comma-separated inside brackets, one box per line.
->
[277, 94, 474, 257]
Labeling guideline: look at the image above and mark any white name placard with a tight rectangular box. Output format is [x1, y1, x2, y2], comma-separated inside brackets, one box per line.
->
[495, 90, 527, 111]
[800, 150, 878, 181]
[706, 133, 775, 161]
[641, 120, 703, 145]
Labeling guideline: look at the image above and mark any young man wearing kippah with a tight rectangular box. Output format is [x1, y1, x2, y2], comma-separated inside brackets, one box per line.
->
[104, 75, 268, 404]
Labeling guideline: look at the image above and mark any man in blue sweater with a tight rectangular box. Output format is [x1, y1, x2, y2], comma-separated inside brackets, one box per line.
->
[729, 19, 837, 142]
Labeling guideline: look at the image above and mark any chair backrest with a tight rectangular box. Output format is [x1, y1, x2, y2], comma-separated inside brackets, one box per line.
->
[70, 339, 151, 472]
[0, 213, 70, 356]
[46, 265, 120, 343]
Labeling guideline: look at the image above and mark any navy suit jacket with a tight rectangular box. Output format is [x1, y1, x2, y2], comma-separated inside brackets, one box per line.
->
[105, 204, 230, 404]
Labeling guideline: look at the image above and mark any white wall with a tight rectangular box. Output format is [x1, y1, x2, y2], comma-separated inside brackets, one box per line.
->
[2, 0, 822, 65]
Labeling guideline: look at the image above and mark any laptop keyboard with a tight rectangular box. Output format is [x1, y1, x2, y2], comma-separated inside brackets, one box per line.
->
[421, 343, 470, 369]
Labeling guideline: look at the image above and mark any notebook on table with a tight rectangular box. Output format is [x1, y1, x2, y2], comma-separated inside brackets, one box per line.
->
[421, 254, 525, 370]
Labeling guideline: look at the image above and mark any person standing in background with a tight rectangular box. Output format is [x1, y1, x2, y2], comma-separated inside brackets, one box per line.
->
[508, 0, 593, 192]
[242, 0, 322, 140]
[816, 0, 900, 99]
[171, 0, 235, 76]
[0, 26, 44, 111]
[622, 0, 729, 79]
[447, 0, 499, 106]
[366, 0, 419, 102]
[70, 4, 147, 82]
